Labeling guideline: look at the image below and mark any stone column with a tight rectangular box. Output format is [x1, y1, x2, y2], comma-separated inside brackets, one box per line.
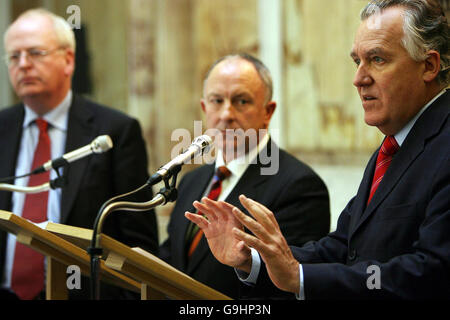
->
[258, 0, 284, 147]
[127, 0, 158, 173]
[154, 0, 196, 173]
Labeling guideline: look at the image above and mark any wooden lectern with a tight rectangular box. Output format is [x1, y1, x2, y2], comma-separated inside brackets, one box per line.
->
[0, 210, 140, 299]
[45, 222, 232, 300]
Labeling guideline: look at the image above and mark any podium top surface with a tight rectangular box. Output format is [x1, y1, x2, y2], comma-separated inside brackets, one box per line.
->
[0, 210, 45, 237]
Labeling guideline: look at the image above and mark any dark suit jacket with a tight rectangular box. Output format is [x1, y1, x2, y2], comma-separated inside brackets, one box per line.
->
[159, 139, 330, 299]
[253, 90, 450, 299]
[0, 95, 158, 299]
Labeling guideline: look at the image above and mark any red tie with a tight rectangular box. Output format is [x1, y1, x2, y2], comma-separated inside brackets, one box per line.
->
[187, 166, 231, 258]
[11, 119, 51, 300]
[367, 136, 399, 205]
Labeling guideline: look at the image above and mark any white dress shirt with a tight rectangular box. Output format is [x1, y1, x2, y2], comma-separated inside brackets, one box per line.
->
[212, 133, 270, 201]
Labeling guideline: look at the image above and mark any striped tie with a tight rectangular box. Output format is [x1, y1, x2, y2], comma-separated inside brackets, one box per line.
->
[186, 166, 231, 258]
[367, 136, 399, 205]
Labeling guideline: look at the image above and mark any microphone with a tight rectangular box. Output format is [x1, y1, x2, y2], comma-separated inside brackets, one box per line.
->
[32, 135, 113, 174]
[147, 135, 212, 185]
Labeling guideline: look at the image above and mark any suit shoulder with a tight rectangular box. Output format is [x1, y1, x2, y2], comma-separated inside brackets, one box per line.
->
[271, 148, 328, 191]
[75, 95, 137, 124]
[181, 164, 214, 180]
[0, 104, 22, 119]
[278, 148, 321, 178]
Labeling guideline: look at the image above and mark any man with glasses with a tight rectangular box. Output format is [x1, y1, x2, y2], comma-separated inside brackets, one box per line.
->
[0, 9, 158, 299]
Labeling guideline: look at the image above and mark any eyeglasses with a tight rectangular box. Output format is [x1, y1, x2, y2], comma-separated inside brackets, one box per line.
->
[3, 47, 65, 67]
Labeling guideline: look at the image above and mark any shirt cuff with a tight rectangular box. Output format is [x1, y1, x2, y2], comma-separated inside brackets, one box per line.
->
[295, 264, 305, 300]
[234, 248, 261, 285]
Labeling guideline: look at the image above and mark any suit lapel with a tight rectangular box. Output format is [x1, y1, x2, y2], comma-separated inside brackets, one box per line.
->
[350, 91, 449, 237]
[225, 138, 276, 208]
[347, 151, 377, 236]
[226, 164, 269, 206]
[0, 106, 24, 188]
[172, 164, 214, 269]
[350, 141, 424, 237]
[0, 106, 24, 275]
[60, 95, 96, 224]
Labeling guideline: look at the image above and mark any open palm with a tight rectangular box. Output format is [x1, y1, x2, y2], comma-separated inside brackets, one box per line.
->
[185, 197, 252, 271]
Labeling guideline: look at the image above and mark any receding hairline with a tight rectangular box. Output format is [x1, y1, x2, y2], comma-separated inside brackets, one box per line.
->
[4, 8, 76, 51]
[203, 55, 273, 102]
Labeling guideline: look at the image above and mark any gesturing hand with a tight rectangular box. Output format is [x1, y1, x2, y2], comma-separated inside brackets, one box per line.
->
[185, 197, 252, 272]
[230, 195, 300, 294]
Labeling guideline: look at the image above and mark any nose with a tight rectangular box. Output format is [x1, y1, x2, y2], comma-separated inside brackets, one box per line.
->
[17, 51, 32, 68]
[353, 64, 373, 88]
[219, 100, 235, 122]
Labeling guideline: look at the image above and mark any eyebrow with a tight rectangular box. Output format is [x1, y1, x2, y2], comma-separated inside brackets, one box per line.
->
[350, 47, 387, 59]
[7, 47, 37, 53]
[366, 48, 384, 56]
[233, 92, 252, 98]
[206, 91, 253, 98]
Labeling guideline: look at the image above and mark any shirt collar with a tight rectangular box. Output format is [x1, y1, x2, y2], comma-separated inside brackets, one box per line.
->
[215, 132, 270, 178]
[23, 90, 72, 131]
[394, 89, 447, 146]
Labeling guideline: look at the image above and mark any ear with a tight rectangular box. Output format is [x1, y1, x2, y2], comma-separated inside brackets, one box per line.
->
[423, 50, 441, 83]
[265, 101, 276, 118]
[64, 49, 76, 77]
[201, 99, 206, 113]
[264, 101, 277, 126]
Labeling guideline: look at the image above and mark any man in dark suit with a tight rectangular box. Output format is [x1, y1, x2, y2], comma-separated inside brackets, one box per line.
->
[0, 9, 158, 299]
[159, 53, 330, 299]
[187, 0, 450, 299]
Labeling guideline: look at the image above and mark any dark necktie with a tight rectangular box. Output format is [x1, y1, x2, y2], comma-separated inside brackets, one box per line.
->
[367, 135, 399, 205]
[186, 166, 231, 258]
[11, 119, 51, 299]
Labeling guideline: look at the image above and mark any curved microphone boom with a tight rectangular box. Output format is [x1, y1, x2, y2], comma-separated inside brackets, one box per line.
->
[147, 135, 212, 185]
[32, 135, 113, 174]
[88, 135, 210, 299]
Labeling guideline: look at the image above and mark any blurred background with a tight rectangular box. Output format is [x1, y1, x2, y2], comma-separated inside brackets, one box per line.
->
[1, 0, 449, 243]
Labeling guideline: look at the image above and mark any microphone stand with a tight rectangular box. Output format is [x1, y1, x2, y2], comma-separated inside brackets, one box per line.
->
[88, 165, 181, 300]
[0, 167, 67, 193]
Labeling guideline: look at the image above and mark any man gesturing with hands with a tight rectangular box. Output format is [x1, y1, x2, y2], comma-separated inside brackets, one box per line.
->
[187, 195, 301, 297]
[186, 0, 450, 299]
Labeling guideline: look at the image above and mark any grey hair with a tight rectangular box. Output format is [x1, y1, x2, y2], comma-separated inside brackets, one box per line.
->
[5, 8, 76, 52]
[361, 0, 449, 85]
[203, 53, 274, 103]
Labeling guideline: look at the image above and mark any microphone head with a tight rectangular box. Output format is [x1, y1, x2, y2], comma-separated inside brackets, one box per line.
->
[192, 135, 212, 154]
[92, 135, 113, 153]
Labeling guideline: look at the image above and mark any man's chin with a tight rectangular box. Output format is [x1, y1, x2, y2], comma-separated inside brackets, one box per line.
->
[16, 88, 44, 99]
[364, 112, 383, 128]
[364, 115, 394, 135]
